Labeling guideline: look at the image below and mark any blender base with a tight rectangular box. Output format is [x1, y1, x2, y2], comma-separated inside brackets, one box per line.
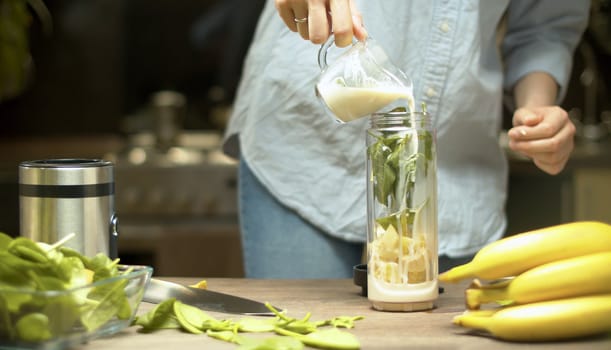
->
[372, 300, 434, 312]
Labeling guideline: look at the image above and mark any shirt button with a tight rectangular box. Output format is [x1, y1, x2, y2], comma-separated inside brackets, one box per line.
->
[426, 87, 437, 98]
[439, 21, 450, 33]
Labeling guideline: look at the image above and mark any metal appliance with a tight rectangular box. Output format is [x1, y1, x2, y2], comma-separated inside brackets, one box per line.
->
[19, 159, 118, 258]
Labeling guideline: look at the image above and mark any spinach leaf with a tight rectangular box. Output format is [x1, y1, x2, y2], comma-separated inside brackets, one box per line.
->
[15, 313, 52, 342]
[238, 335, 304, 350]
[0, 294, 15, 340]
[134, 298, 363, 349]
[134, 298, 178, 332]
[0, 232, 12, 251]
[236, 318, 276, 333]
[81, 277, 129, 331]
[206, 330, 245, 344]
[275, 327, 360, 350]
[0, 234, 135, 343]
[173, 300, 206, 334]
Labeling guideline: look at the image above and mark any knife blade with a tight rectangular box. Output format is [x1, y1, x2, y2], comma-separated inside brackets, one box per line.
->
[143, 278, 279, 316]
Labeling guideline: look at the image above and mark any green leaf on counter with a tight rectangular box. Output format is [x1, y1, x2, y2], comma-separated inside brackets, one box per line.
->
[206, 330, 244, 344]
[275, 327, 360, 350]
[276, 314, 318, 334]
[173, 300, 207, 334]
[236, 318, 276, 333]
[238, 335, 304, 350]
[134, 297, 363, 349]
[134, 298, 180, 332]
[325, 316, 365, 329]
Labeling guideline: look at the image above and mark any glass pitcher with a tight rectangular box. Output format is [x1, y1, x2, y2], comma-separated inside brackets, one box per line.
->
[366, 111, 438, 311]
[316, 36, 414, 123]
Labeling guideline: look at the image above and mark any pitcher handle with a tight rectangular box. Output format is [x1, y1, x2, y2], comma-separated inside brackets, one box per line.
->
[317, 34, 336, 70]
[318, 33, 369, 71]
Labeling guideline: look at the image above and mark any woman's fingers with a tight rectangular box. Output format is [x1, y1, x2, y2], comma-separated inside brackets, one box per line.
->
[508, 106, 575, 175]
[308, 0, 330, 44]
[275, 0, 364, 46]
[329, 0, 353, 46]
[349, 0, 368, 41]
[276, 0, 305, 33]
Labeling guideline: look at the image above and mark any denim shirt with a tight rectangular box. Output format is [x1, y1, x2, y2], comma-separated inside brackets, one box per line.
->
[223, 0, 589, 257]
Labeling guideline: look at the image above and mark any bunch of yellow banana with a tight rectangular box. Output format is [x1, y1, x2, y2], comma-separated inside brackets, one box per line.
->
[464, 251, 611, 308]
[452, 294, 611, 342]
[439, 221, 611, 342]
[439, 221, 611, 282]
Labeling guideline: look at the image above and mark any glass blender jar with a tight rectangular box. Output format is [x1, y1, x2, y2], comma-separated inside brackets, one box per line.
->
[366, 111, 438, 311]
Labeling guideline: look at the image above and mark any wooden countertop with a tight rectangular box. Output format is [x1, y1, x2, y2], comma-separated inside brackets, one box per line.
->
[82, 278, 609, 350]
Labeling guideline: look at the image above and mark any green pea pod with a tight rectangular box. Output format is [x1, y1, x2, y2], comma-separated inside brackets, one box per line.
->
[277, 315, 318, 335]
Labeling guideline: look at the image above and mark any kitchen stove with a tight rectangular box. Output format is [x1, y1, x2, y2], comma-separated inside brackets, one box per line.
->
[105, 130, 243, 277]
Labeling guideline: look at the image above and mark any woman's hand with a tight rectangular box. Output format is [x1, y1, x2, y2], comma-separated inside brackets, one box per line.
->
[509, 72, 575, 175]
[275, 0, 367, 47]
[508, 106, 576, 175]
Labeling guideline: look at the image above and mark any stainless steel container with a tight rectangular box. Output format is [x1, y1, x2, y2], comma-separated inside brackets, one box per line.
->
[19, 159, 118, 258]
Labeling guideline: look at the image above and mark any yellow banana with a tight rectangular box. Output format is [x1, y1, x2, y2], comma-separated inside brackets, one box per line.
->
[453, 294, 611, 342]
[439, 221, 611, 283]
[465, 251, 611, 309]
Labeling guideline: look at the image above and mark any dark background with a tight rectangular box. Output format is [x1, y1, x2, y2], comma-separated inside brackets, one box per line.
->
[1, 0, 611, 137]
[1, 0, 610, 243]
[0, 0, 265, 136]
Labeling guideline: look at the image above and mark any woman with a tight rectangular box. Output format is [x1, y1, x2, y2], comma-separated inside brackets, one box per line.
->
[223, 0, 590, 278]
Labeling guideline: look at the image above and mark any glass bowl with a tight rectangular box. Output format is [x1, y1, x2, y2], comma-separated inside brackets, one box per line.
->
[0, 265, 153, 350]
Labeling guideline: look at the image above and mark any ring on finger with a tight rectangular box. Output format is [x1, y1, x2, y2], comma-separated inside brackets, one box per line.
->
[294, 17, 308, 23]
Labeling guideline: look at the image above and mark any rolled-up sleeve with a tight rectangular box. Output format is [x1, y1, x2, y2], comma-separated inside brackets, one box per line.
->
[502, 0, 590, 103]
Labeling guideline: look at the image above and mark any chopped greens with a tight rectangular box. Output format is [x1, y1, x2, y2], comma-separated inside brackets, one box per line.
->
[0, 232, 133, 343]
[134, 300, 364, 349]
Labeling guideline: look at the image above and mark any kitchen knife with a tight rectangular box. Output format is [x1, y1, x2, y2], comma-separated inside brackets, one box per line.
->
[143, 278, 279, 316]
